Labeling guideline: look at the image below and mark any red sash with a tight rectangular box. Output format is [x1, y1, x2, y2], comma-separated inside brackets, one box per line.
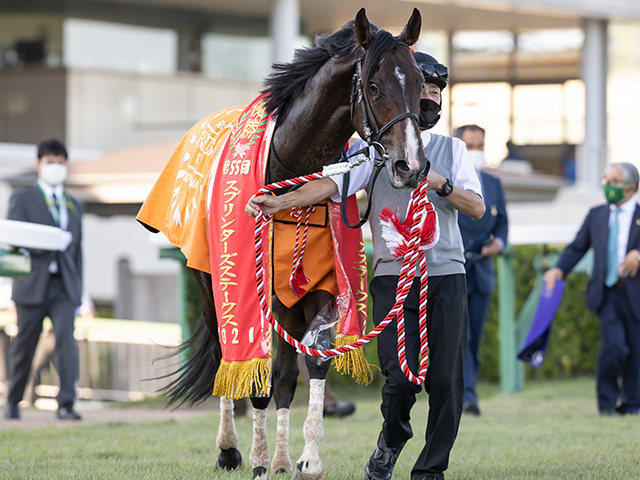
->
[208, 95, 274, 398]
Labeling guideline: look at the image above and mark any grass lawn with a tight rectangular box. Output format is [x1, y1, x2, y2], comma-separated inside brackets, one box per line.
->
[0, 377, 638, 479]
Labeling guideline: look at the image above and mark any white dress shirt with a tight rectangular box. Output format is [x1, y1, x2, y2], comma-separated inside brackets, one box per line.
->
[330, 130, 482, 200]
[610, 197, 638, 270]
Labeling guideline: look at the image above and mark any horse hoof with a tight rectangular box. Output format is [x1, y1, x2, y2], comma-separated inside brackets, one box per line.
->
[216, 448, 243, 470]
[292, 462, 325, 480]
[253, 466, 268, 479]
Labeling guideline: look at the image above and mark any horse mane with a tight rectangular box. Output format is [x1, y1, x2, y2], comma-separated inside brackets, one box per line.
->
[262, 19, 405, 124]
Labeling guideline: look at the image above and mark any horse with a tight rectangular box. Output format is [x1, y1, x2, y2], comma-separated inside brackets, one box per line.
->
[153, 8, 428, 480]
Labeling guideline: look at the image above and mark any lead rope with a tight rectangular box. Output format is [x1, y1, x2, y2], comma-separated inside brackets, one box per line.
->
[254, 171, 430, 385]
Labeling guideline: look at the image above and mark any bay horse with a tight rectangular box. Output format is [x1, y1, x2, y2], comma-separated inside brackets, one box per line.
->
[158, 8, 428, 480]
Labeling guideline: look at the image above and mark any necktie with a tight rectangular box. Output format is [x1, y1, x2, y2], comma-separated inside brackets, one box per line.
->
[50, 193, 63, 275]
[605, 207, 620, 287]
[50, 193, 61, 226]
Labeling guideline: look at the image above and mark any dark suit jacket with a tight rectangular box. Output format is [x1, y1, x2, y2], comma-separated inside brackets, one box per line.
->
[8, 184, 83, 306]
[556, 202, 640, 321]
[458, 171, 508, 295]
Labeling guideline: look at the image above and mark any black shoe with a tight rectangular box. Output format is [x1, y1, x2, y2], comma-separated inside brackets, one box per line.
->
[3, 404, 20, 420]
[56, 406, 82, 420]
[615, 406, 639, 416]
[324, 401, 356, 418]
[364, 440, 403, 480]
[462, 401, 481, 416]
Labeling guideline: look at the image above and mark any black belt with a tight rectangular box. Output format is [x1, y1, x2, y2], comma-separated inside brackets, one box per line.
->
[608, 278, 625, 289]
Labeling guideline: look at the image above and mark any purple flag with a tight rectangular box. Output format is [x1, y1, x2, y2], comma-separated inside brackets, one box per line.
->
[518, 280, 565, 368]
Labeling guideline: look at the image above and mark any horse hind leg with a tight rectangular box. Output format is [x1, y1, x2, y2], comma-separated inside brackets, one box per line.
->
[216, 397, 243, 470]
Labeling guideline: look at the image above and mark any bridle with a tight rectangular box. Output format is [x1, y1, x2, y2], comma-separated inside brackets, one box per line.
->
[349, 45, 420, 156]
[342, 44, 422, 228]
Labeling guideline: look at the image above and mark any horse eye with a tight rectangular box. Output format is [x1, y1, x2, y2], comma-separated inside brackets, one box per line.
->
[369, 82, 379, 94]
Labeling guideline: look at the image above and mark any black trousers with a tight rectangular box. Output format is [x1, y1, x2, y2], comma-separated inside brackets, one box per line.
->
[371, 274, 467, 480]
[596, 285, 640, 413]
[7, 275, 79, 409]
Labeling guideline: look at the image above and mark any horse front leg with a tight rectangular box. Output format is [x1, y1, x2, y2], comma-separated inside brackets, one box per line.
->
[271, 332, 301, 475]
[250, 396, 272, 480]
[292, 358, 328, 480]
[216, 397, 243, 470]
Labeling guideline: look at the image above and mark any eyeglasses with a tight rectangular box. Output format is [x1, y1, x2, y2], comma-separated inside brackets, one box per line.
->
[420, 63, 449, 80]
[601, 177, 627, 187]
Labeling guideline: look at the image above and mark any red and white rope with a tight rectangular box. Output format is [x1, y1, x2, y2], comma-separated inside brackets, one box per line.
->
[253, 172, 430, 384]
[288, 205, 314, 295]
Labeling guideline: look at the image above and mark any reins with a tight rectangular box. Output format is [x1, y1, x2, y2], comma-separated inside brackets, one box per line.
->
[253, 172, 431, 385]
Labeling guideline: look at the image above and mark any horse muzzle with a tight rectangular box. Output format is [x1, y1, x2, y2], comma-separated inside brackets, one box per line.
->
[389, 159, 423, 189]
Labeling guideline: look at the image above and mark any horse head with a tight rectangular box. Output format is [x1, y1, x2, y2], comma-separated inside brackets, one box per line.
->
[351, 7, 428, 189]
[263, 8, 428, 188]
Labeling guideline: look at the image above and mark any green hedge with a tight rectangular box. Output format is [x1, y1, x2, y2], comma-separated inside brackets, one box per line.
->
[480, 245, 600, 382]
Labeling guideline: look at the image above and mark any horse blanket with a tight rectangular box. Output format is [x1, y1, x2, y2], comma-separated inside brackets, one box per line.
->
[137, 96, 370, 399]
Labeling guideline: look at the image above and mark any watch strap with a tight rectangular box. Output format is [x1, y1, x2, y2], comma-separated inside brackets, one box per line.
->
[437, 178, 453, 197]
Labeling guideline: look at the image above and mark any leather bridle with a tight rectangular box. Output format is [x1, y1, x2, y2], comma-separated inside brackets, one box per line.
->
[342, 45, 422, 229]
[349, 45, 420, 164]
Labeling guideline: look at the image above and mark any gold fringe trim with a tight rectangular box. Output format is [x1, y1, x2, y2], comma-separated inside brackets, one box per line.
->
[212, 357, 272, 399]
[332, 334, 373, 385]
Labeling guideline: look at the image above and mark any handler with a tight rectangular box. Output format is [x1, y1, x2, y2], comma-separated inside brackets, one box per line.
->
[246, 52, 484, 480]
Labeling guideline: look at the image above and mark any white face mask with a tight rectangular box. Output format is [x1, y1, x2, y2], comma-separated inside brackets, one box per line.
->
[40, 163, 68, 186]
[467, 150, 485, 171]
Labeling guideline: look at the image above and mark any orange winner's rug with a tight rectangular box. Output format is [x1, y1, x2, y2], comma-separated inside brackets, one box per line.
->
[138, 95, 370, 399]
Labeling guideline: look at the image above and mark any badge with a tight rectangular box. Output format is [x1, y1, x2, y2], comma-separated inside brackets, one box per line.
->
[491, 205, 498, 217]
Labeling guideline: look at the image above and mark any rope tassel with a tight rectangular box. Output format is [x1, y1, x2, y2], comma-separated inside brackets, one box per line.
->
[289, 206, 313, 297]
[289, 262, 309, 297]
[380, 201, 439, 258]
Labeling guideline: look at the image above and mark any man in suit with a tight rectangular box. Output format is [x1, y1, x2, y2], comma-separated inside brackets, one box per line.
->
[3, 138, 84, 421]
[455, 125, 508, 416]
[544, 162, 640, 415]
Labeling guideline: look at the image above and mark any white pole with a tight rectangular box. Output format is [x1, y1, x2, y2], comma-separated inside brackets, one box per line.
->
[579, 18, 608, 188]
[271, 0, 300, 64]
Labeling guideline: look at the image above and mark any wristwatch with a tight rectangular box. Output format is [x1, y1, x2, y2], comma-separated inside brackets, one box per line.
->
[437, 178, 453, 197]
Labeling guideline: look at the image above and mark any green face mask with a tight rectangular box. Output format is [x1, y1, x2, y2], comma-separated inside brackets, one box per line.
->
[603, 183, 625, 204]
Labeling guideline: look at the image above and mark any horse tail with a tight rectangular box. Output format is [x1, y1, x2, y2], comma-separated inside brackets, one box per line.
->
[157, 269, 222, 408]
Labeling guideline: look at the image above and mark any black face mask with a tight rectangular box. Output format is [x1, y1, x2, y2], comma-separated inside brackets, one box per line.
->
[419, 98, 441, 130]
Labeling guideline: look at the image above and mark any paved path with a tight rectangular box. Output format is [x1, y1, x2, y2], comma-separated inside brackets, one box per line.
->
[0, 398, 217, 430]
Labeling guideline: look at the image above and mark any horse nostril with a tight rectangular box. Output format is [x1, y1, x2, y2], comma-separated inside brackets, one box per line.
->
[393, 160, 411, 176]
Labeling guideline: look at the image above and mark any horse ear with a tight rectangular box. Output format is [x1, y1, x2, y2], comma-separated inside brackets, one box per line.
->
[355, 8, 373, 48]
[399, 8, 422, 46]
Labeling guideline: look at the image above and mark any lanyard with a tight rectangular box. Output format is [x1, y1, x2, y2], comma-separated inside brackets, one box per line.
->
[37, 183, 65, 227]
